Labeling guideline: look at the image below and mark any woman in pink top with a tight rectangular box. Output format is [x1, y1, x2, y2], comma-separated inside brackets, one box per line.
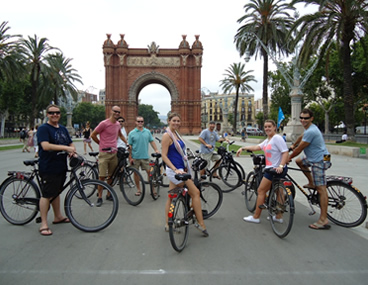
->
[236, 119, 289, 224]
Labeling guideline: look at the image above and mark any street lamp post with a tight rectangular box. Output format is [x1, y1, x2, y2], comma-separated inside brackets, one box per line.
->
[243, 32, 322, 141]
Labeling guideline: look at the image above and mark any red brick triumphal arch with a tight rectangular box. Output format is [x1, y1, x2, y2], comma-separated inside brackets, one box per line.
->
[102, 34, 203, 134]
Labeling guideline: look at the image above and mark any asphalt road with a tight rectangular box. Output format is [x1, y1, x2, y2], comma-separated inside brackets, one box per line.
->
[0, 136, 367, 285]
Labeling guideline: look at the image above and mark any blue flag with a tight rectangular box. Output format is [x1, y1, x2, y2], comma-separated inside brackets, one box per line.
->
[277, 107, 285, 128]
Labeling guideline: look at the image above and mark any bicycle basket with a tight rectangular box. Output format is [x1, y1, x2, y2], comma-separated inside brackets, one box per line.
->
[69, 155, 84, 168]
[192, 157, 208, 171]
[253, 155, 265, 166]
[117, 147, 129, 159]
[217, 146, 226, 156]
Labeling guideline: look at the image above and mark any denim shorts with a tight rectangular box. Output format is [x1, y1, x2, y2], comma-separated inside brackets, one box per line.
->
[263, 166, 288, 181]
[166, 167, 185, 185]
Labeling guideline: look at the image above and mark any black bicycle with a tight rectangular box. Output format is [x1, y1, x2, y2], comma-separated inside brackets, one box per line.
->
[76, 147, 146, 206]
[0, 154, 119, 232]
[244, 150, 367, 231]
[168, 155, 223, 252]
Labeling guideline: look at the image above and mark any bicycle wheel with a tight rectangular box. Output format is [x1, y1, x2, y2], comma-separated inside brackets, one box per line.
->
[119, 167, 145, 206]
[211, 165, 242, 192]
[168, 196, 189, 252]
[159, 162, 169, 187]
[325, 180, 367, 227]
[244, 171, 258, 213]
[268, 182, 294, 238]
[0, 177, 40, 225]
[198, 181, 223, 219]
[73, 162, 99, 198]
[233, 161, 246, 180]
[149, 165, 160, 200]
[65, 179, 119, 232]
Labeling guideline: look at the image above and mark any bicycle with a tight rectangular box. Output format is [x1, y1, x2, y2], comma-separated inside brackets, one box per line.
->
[148, 152, 165, 200]
[244, 150, 367, 234]
[167, 155, 223, 252]
[0, 154, 119, 232]
[74, 147, 146, 206]
[188, 142, 244, 193]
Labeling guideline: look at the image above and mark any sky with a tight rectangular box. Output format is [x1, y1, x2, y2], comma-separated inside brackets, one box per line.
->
[2, 0, 312, 117]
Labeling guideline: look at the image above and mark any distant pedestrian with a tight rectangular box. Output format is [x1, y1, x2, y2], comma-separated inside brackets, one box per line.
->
[20, 128, 30, 153]
[82, 122, 93, 154]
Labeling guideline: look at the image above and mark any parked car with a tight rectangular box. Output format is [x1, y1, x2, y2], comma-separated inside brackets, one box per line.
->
[246, 127, 264, 136]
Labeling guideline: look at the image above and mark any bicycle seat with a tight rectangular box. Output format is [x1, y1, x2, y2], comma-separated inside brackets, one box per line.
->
[88, 152, 99, 157]
[175, 173, 192, 181]
[23, 159, 39, 166]
[151, 153, 162, 158]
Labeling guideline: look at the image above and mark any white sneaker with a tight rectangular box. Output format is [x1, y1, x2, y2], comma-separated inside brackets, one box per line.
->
[267, 216, 283, 224]
[243, 215, 260, 224]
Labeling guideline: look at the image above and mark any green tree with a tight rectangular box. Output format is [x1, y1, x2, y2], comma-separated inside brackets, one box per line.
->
[138, 104, 161, 128]
[72, 102, 106, 129]
[21, 35, 58, 126]
[220, 63, 256, 133]
[289, 0, 368, 138]
[235, 0, 295, 122]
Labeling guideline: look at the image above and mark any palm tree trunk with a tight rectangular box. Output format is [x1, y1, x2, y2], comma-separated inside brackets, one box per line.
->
[342, 39, 355, 140]
[233, 88, 239, 134]
[262, 48, 269, 122]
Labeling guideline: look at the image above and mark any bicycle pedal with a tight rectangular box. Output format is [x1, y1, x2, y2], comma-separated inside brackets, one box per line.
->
[258, 204, 267, 209]
[241, 191, 245, 195]
[308, 211, 316, 216]
[35, 217, 41, 224]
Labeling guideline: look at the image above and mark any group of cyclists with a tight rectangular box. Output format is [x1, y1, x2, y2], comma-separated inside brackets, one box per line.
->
[35, 104, 331, 236]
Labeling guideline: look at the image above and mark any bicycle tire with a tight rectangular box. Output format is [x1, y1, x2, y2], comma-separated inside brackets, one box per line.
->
[0, 177, 40, 225]
[268, 182, 294, 238]
[168, 196, 189, 252]
[244, 171, 258, 213]
[211, 164, 242, 192]
[198, 181, 223, 219]
[325, 180, 367, 227]
[149, 165, 161, 200]
[233, 161, 246, 180]
[159, 162, 169, 187]
[65, 179, 119, 232]
[119, 167, 145, 206]
[73, 162, 99, 198]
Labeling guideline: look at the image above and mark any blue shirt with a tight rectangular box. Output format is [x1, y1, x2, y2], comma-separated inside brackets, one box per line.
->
[37, 123, 72, 174]
[199, 128, 220, 154]
[302, 124, 329, 162]
[128, 127, 153, 159]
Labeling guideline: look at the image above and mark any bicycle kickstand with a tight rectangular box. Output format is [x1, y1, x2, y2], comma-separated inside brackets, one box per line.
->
[307, 201, 316, 216]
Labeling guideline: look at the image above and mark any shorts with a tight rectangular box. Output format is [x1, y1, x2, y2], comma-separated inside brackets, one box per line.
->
[201, 152, 221, 168]
[166, 167, 185, 185]
[263, 166, 288, 181]
[40, 172, 67, 198]
[131, 159, 150, 171]
[98, 152, 118, 177]
[83, 138, 92, 143]
[301, 157, 331, 186]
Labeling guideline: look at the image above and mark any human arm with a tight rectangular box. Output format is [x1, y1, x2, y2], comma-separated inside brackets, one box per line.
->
[290, 134, 303, 150]
[40, 141, 76, 154]
[149, 141, 160, 153]
[288, 140, 310, 161]
[236, 145, 261, 157]
[118, 129, 128, 145]
[276, 151, 289, 174]
[198, 137, 212, 149]
[90, 129, 100, 145]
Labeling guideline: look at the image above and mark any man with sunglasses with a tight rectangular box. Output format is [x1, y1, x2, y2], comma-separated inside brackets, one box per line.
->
[128, 116, 160, 196]
[288, 108, 331, 230]
[91, 106, 128, 207]
[37, 104, 76, 236]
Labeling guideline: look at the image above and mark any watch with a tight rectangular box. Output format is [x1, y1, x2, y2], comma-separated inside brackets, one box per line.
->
[279, 164, 284, 168]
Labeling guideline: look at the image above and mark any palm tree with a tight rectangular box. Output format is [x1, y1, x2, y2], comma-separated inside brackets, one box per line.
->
[234, 0, 295, 122]
[289, 0, 368, 138]
[0, 21, 24, 82]
[20, 35, 58, 126]
[40, 52, 83, 105]
[220, 63, 257, 133]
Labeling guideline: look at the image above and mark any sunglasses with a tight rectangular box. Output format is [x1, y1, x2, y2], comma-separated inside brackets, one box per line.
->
[136, 120, 144, 123]
[118, 120, 124, 123]
[48, 111, 61, 115]
[299, 116, 311, 120]
[112, 110, 120, 114]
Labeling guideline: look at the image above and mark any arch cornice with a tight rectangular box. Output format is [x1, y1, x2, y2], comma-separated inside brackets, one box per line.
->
[128, 71, 179, 103]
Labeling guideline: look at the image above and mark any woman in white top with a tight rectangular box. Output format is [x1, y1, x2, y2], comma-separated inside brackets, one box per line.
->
[236, 119, 289, 224]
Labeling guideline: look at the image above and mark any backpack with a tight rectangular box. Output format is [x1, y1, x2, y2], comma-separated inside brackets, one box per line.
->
[20, 130, 27, 139]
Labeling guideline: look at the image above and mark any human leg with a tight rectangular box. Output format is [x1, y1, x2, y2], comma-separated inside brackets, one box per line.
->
[83, 141, 87, 154]
[310, 163, 329, 228]
[186, 180, 206, 230]
[39, 197, 52, 235]
[253, 178, 272, 219]
[88, 142, 93, 151]
[296, 157, 314, 188]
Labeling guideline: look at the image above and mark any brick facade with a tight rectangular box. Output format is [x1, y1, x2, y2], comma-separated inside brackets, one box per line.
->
[102, 34, 203, 134]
